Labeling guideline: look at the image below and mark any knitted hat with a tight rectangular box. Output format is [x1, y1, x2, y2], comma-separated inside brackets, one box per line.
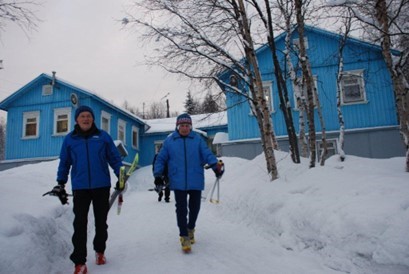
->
[75, 105, 95, 121]
[176, 113, 192, 126]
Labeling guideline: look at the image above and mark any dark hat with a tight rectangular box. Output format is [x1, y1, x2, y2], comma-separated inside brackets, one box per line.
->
[176, 113, 192, 126]
[75, 105, 95, 121]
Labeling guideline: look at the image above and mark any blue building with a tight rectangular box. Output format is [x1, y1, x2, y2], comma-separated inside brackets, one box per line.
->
[0, 73, 228, 169]
[0, 73, 147, 168]
[1, 26, 403, 168]
[218, 25, 404, 160]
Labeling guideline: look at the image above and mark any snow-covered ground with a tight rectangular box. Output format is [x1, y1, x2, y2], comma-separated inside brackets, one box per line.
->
[0, 151, 408, 274]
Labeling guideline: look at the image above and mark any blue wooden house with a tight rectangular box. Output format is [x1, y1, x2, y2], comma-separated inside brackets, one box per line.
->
[0, 73, 147, 168]
[0, 73, 228, 170]
[218, 25, 405, 160]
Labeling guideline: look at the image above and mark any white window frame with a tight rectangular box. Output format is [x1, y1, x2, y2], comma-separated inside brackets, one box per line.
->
[42, 84, 53, 96]
[293, 37, 309, 50]
[316, 139, 338, 161]
[249, 81, 274, 115]
[118, 119, 126, 145]
[22, 111, 40, 139]
[53, 107, 71, 136]
[131, 126, 139, 149]
[294, 76, 318, 110]
[101, 111, 111, 133]
[340, 69, 367, 105]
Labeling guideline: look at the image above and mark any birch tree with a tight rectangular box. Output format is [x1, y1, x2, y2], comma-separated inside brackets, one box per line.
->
[294, 0, 319, 167]
[325, 0, 409, 171]
[251, 0, 301, 164]
[123, 0, 279, 179]
[335, 16, 353, 162]
[276, 0, 309, 158]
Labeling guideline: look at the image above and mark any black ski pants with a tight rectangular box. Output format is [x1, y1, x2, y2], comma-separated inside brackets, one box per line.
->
[70, 187, 110, 265]
[174, 190, 201, 237]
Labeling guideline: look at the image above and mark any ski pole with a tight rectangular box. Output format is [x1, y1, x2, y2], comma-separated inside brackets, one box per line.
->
[209, 178, 220, 204]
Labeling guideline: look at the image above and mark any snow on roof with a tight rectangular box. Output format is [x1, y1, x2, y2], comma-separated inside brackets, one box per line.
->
[145, 111, 227, 134]
[213, 132, 229, 144]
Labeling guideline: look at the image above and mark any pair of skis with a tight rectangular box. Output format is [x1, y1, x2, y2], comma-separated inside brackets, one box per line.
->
[109, 153, 139, 215]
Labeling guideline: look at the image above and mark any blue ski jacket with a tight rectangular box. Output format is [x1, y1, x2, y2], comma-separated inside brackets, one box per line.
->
[153, 130, 218, 191]
[57, 125, 123, 191]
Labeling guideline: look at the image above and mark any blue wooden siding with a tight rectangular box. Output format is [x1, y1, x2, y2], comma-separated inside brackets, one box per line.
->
[2, 74, 144, 165]
[224, 27, 398, 141]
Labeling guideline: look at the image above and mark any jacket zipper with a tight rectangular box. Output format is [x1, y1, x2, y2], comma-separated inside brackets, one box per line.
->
[183, 138, 188, 190]
[85, 138, 92, 188]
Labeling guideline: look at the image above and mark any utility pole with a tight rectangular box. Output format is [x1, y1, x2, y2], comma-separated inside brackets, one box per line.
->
[161, 92, 171, 118]
[166, 98, 170, 118]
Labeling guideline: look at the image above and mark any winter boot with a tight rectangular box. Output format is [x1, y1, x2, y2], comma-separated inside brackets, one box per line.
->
[74, 264, 87, 274]
[188, 228, 195, 244]
[180, 236, 191, 253]
[95, 252, 106, 265]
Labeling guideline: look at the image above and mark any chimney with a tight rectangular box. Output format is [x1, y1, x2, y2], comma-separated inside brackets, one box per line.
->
[52, 71, 56, 86]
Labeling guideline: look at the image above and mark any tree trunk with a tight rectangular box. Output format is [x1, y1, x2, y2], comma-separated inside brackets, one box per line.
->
[294, 0, 317, 168]
[237, 0, 278, 180]
[335, 21, 351, 162]
[263, 0, 300, 164]
[375, 0, 409, 172]
[283, 24, 309, 158]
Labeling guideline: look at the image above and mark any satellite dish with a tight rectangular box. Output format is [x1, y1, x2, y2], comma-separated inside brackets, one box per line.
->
[70, 93, 79, 107]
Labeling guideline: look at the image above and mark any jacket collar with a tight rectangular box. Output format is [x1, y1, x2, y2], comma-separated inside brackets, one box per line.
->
[73, 123, 99, 138]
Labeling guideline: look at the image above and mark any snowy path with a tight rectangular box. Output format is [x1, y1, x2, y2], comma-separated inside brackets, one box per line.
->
[3, 156, 408, 274]
[80, 184, 336, 274]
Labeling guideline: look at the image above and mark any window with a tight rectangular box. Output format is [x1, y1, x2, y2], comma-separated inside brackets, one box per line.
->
[53, 108, 71, 135]
[294, 76, 318, 110]
[293, 37, 309, 50]
[42, 85, 53, 96]
[317, 139, 338, 161]
[118, 119, 126, 144]
[154, 142, 164, 154]
[249, 82, 274, 115]
[131, 126, 139, 149]
[101, 111, 111, 133]
[23, 111, 40, 138]
[340, 70, 366, 104]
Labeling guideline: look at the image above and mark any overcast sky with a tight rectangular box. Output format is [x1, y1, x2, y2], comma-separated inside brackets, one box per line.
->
[0, 0, 198, 119]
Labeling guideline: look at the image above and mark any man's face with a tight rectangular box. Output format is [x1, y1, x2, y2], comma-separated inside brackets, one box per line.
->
[76, 111, 94, 131]
[178, 123, 191, 136]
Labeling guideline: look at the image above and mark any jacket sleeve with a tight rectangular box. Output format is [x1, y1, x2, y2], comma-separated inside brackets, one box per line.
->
[105, 133, 123, 178]
[199, 136, 218, 166]
[56, 136, 72, 183]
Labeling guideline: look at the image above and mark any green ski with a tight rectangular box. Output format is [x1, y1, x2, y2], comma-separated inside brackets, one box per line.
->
[109, 153, 139, 211]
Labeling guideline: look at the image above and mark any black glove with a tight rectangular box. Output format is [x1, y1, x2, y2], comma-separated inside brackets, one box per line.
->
[115, 180, 125, 191]
[51, 184, 69, 205]
[212, 160, 225, 178]
[154, 177, 164, 186]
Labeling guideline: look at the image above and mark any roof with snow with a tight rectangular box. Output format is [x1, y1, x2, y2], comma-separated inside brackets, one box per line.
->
[144, 112, 228, 134]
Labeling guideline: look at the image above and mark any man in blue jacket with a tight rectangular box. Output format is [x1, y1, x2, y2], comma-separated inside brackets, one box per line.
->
[153, 113, 224, 253]
[54, 105, 123, 274]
